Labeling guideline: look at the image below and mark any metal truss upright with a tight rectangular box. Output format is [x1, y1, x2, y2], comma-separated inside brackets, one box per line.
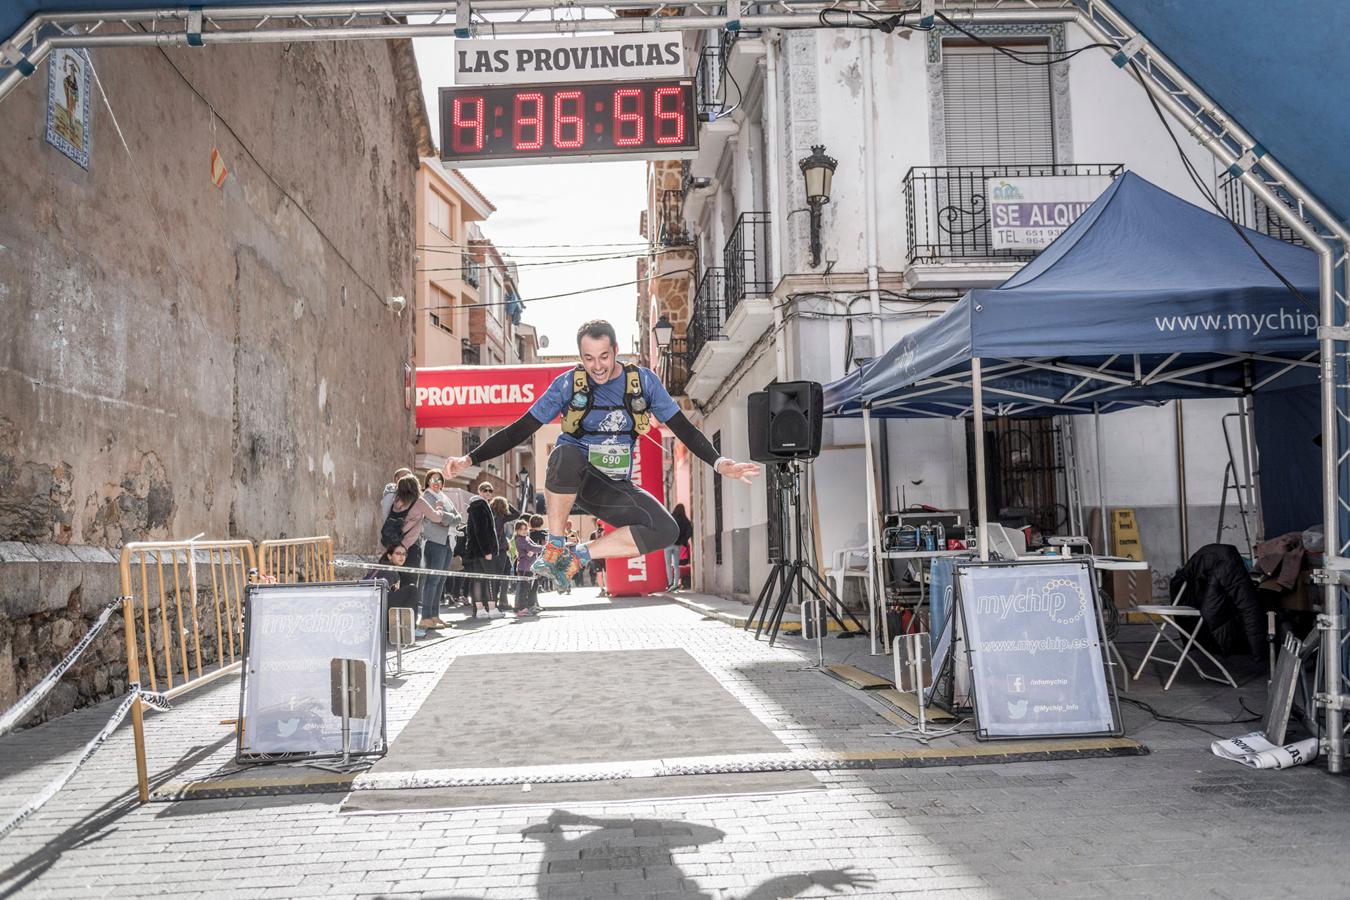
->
[4, 0, 1350, 769]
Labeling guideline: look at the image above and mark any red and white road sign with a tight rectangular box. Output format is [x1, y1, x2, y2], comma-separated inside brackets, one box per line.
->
[414, 363, 572, 428]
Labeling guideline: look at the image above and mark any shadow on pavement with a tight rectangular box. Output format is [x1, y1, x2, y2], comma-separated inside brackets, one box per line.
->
[0, 733, 238, 898]
[520, 809, 874, 900]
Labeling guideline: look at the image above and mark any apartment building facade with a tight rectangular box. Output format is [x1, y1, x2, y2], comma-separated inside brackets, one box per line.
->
[643, 17, 1293, 601]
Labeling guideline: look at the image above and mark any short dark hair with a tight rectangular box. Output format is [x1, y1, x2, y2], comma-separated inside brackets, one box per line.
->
[576, 319, 617, 350]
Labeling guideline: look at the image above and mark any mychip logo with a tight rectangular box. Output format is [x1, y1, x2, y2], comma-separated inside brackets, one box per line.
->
[974, 577, 1087, 626]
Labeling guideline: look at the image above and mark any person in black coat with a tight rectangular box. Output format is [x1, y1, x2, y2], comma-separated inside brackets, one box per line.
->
[462, 481, 501, 618]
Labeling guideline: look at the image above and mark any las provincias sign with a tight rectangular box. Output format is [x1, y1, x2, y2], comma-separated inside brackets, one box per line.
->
[454, 34, 685, 85]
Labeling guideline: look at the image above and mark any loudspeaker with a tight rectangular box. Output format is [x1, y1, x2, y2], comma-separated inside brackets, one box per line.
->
[748, 381, 823, 462]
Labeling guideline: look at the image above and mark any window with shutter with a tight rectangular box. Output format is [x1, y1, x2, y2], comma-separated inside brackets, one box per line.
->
[942, 45, 1054, 166]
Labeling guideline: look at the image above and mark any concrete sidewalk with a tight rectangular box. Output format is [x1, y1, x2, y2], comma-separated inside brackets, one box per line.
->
[0, 587, 1345, 900]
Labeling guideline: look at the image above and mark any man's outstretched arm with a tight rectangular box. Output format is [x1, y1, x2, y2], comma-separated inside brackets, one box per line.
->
[442, 410, 544, 480]
[664, 411, 761, 484]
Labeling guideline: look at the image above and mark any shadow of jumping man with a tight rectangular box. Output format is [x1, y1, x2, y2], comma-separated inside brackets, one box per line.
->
[522, 809, 874, 899]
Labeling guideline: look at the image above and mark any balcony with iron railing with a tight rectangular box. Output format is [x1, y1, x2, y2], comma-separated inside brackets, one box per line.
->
[723, 211, 772, 315]
[694, 44, 726, 123]
[686, 267, 726, 365]
[462, 251, 481, 288]
[903, 164, 1125, 266]
[660, 336, 691, 397]
[1219, 173, 1308, 247]
[658, 188, 692, 248]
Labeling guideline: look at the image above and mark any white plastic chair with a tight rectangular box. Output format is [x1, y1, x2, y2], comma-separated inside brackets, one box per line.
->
[1132, 582, 1238, 690]
[826, 546, 870, 605]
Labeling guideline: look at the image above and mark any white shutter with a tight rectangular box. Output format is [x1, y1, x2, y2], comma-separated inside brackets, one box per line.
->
[942, 45, 1054, 166]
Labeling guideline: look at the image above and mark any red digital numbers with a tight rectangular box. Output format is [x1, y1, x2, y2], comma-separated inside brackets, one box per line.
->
[613, 88, 644, 147]
[552, 90, 585, 149]
[513, 92, 545, 151]
[653, 86, 685, 145]
[442, 81, 693, 160]
[451, 96, 485, 153]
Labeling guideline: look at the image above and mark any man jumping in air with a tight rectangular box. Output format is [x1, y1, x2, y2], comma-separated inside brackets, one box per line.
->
[443, 319, 761, 589]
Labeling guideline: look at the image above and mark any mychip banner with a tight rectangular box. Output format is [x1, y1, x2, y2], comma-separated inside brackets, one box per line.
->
[238, 582, 387, 760]
[955, 560, 1118, 739]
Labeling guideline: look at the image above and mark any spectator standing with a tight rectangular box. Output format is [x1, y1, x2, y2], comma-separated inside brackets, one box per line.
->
[380, 467, 414, 520]
[668, 504, 693, 591]
[491, 495, 520, 611]
[590, 524, 607, 597]
[510, 519, 543, 617]
[462, 481, 501, 618]
[419, 470, 461, 630]
[381, 474, 437, 572]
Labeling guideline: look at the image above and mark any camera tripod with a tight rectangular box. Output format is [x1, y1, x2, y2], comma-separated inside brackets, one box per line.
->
[744, 460, 867, 651]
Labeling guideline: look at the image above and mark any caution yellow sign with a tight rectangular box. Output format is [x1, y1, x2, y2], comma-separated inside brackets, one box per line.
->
[1111, 508, 1143, 560]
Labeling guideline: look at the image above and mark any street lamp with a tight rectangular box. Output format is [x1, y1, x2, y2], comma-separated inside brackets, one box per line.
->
[653, 313, 674, 351]
[798, 144, 838, 268]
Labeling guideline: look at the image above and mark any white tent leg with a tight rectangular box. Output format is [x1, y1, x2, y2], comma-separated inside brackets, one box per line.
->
[973, 359, 989, 562]
[1095, 403, 1108, 554]
[863, 406, 885, 654]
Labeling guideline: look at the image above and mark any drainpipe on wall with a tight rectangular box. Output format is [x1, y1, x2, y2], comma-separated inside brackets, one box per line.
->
[860, 32, 891, 512]
[764, 32, 789, 382]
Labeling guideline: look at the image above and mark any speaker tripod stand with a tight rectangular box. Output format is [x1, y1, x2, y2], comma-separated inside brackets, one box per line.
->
[744, 461, 867, 654]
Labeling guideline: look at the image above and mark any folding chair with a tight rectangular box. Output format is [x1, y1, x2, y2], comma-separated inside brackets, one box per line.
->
[1132, 583, 1238, 690]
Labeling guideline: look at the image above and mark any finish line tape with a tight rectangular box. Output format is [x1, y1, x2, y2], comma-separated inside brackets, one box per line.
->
[334, 559, 534, 583]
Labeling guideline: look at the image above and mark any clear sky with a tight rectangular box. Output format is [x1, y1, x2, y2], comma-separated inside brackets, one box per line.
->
[412, 33, 648, 355]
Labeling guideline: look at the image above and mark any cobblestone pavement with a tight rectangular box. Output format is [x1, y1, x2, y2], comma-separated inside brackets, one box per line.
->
[0, 588, 1347, 899]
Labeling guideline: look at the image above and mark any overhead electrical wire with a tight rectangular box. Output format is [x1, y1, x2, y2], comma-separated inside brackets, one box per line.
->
[416, 248, 666, 274]
[419, 267, 695, 314]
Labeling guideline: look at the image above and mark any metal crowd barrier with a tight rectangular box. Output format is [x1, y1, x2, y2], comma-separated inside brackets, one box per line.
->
[119, 539, 256, 802]
[256, 535, 335, 583]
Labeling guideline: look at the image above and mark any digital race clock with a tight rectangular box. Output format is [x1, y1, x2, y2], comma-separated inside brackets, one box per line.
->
[438, 79, 698, 166]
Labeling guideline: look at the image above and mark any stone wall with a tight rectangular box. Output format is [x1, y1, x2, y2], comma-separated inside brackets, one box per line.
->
[0, 35, 428, 724]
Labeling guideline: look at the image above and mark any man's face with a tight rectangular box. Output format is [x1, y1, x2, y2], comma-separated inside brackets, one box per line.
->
[578, 335, 618, 383]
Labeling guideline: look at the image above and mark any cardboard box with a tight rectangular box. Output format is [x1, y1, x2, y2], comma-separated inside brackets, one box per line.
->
[1106, 569, 1153, 609]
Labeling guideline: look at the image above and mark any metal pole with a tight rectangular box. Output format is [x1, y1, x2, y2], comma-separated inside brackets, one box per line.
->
[1094, 403, 1108, 555]
[339, 661, 351, 766]
[1175, 401, 1189, 561]
[862, 406, 883, 654]
[1319, 248, 1343, 773]
[972, 359, 989, 562]
[1239, 392, 1264, 548]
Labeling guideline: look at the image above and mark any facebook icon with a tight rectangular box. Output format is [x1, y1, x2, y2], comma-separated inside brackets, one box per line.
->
[1007, 674, 1025, 694]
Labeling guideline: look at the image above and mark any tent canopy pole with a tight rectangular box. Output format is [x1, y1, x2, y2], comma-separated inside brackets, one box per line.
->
[972, 359, 989, 562]
[862, 406, 885, 655]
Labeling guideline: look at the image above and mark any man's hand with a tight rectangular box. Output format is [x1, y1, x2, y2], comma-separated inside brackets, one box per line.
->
[442, 455, 472, 481]
[484, 554, 493, 561]
[714, 458, 762, 484]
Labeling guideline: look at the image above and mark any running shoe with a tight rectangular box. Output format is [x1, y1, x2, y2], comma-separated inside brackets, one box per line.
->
[532, 543, 573, 592]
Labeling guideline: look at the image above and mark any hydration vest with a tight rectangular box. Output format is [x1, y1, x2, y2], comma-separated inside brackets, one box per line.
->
[558, 364, 652, 438]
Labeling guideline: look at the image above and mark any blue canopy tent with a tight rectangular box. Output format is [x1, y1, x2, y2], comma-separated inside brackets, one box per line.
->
[829, 172, 1320, 419]
[825, 172, 1319, 652]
